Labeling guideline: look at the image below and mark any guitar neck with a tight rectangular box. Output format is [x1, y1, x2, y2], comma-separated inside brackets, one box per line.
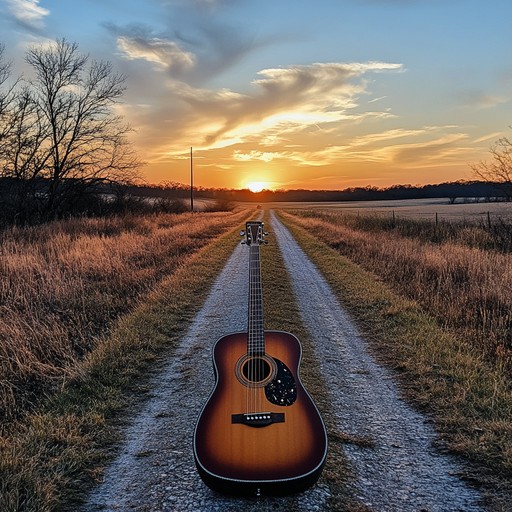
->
[248, 243, 265, 356]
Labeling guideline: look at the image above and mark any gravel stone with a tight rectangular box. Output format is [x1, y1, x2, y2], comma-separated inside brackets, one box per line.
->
[82, 212, 485, 512]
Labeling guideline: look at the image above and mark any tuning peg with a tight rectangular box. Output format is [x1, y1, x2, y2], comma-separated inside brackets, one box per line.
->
[240, 240, 246, 245]
[240, 230, 245, 237]
[264, 232, 269, 236]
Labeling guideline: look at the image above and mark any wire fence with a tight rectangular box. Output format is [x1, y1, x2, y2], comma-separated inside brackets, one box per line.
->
[301, 205, 512, 253]
[332, 207, 512, 227]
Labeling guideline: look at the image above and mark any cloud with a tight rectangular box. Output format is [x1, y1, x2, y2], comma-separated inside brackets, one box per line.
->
[233, 150, 280, 163]
[368, 95, 387, 104]
[473, 132, 504, 144]
[189, 62, 403, 147]
[254, 128, 471, 168]
[348, 128, 431, 147]
[116, 35, 195, 73]
[5, 0, 49, 31]
[105, 15, 258, 85]
[118, 59, 404, 169]
[387, 133, 470, 165]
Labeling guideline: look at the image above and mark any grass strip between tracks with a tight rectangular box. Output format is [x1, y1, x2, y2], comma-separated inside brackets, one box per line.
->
[278, 210, 512, 511]
[0, 210, 254, 512]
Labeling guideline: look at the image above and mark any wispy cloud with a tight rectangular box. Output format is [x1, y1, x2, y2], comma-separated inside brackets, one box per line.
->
[117, 35, 195, 73]
[228, 128, 471, 170]
[385, 133, 470, 166]
[106, 16, 258, 85]
[473, 132, 504, 144]
[233, 150, 280, 163]
[368, 95, 387, 104]
[348, 128, 432, 147]
[5, 0, 49, 31]
[115, 58, 408, 180]
[189, 62, 403, 147]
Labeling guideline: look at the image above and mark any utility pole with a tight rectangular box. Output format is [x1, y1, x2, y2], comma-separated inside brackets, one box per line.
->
[190, 146, 194, 212]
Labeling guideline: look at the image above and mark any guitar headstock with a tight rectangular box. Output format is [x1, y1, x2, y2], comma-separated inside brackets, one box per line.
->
[240, 221, 268, 246]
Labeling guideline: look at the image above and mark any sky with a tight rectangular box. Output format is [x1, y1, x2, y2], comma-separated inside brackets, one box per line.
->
[1, 0, 512, 191]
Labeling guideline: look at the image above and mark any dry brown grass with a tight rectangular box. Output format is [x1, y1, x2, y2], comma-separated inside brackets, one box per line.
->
[285, 210, 512, 372]
[0, 211, 247, 421]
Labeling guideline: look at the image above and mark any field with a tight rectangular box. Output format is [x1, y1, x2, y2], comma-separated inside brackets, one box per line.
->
[255, 197, 512, 222]
[1, 200, 511, 510]
[0, 210, 250, 421]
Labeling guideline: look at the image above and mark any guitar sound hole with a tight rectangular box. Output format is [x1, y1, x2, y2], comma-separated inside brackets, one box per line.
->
[242, 358, 271, 383]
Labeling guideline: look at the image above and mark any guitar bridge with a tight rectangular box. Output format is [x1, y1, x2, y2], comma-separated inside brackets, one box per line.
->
[232, 412, 285, 428]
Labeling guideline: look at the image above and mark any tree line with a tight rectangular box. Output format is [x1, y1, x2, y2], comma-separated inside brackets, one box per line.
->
[124, 180, 512, 204]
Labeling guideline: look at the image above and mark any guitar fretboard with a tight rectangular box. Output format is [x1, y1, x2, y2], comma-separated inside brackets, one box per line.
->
[248, 244, 264, 356]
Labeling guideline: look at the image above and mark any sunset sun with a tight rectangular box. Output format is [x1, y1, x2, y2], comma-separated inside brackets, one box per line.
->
[246, 181, 267, 193]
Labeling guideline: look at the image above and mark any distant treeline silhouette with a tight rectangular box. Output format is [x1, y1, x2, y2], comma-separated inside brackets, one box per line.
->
[128, 180, 511, 203]
[0, 178, 509, 227]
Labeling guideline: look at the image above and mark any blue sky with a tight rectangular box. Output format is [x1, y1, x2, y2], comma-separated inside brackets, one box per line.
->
[1, 0, 512, 189]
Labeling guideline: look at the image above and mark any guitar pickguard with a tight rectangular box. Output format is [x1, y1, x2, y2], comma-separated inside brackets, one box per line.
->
[265, 358, 297, 406]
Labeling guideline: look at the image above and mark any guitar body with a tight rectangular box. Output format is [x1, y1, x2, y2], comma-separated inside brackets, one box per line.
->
[193, 330, 327, 496]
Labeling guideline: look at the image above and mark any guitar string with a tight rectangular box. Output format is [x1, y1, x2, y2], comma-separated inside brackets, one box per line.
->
[248, 231, 254, 416]
[256, 242, 261, 415]
[253, 237, 258, 415]
[250, 243, 253, 415]
[247, 225, 264, 416]
[251, 241, 255, 415]
[250, 240, 254, 415]
[256, 228, 263, 415]
[253, 238, 257, 414]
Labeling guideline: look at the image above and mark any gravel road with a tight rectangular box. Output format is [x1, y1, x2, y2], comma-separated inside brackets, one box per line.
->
[82, 212, 484, 512]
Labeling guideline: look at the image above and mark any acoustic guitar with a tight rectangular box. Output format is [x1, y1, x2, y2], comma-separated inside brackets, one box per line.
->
[193, 220, 327, 496]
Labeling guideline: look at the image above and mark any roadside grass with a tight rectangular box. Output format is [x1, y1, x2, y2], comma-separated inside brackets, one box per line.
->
[278, 210, 512, 511]
[285, 210, 512, 374]
[0, 209, 252, 512]
[0, 211, 246, 421]
[261, 213, 370, 512]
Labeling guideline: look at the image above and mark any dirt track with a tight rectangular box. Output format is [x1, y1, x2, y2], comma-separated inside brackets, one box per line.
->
[82, 212, 484, 511]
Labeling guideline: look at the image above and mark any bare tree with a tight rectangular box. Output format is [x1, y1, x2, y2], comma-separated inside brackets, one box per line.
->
[0, 43, 10, 107]
[0, 43, 18, 141]
[0, 85, 51, 222]
[471, 137, 512, 201]
[20, 39, 141, 218]
[0, 44, 39, 223]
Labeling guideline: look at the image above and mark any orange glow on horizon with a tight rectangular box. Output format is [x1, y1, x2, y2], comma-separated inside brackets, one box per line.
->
[246, 181, 269, 193]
